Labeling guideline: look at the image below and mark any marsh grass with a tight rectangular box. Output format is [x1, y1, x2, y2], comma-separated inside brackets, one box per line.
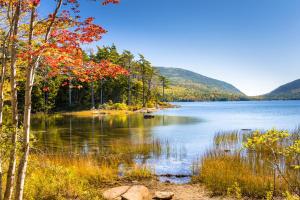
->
[25, 155, 105, 200]
[193, 130, 299, 198]
[24, 154, 156, 200]
[193, 152, 287, 198]
[124, 164, 154, 180]
[23, 139, 168, 199]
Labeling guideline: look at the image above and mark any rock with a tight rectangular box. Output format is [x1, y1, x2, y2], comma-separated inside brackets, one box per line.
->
[144, 115, 155, 119]
[103, 186, 130, 200]
[153, 191, 174, 200]
[121, 185, 150, 200]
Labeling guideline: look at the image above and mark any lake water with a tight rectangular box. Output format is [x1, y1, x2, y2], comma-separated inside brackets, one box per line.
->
[32, 100, 300, 183]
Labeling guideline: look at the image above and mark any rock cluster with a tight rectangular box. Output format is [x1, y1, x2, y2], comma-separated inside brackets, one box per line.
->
[103, 185, 174, 200]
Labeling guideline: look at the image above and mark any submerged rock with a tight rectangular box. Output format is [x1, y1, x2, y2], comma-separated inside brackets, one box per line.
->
[103, 186, 130, 200]
[153, 191, 174, 200]
[121, 185, 150, 200]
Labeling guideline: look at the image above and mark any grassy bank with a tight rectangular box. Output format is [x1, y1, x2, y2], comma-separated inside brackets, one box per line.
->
[25, 155, 155, 200]
[24, 140, 163, 199]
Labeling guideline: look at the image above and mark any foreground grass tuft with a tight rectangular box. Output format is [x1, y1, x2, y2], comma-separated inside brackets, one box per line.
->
[25, 156, 105, 200]
[193, 129, 300, 199]
[124, 164, 154, 180]
[193, 153, 281, 198]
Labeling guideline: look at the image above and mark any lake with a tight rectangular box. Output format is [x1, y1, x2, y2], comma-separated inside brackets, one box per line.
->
[32, 100, 300, 183]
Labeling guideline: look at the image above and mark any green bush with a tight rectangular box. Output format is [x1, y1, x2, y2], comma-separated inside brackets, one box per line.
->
[146, 102, 155, 108]
[112, 103, 128, 110]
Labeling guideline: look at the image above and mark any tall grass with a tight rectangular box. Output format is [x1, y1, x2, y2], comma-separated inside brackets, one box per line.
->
[23, 139, 168, 199]
[193, 130, 299, 198]
[25, 155, 106, 200]
[194, 152, 287, 198]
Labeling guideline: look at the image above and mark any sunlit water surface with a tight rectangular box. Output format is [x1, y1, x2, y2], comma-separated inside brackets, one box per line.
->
[31, 101, 300, 183]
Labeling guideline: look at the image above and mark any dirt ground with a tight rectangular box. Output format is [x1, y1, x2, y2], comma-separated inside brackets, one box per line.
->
[102, 179, 232, 200]
[147, 182, 230, 200]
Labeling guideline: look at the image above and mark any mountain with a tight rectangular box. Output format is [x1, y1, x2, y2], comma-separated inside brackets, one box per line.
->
[263, 79, 300, 100]
[155, 67, 246, 101]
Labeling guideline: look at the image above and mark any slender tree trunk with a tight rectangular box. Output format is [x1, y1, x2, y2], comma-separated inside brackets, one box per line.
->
[142, 81, 145, 107]
[146, 77, 152, 103]
[5, 30, 18, 200]
[68, 79, 72, 107]
[100, 79, 103, 105]
[15, 5, 37, 200]
[0, 40, 8, 200]
[162, 80, 165, 102]
[142, 77, 145, 107]
[91, 82, 95, 109]
[16, 1, 63, 197]
[15, 61, 37, 200]
[127, 67, 131, 106]
[4, 2, 21, 199]
[44, 91, 48, 114]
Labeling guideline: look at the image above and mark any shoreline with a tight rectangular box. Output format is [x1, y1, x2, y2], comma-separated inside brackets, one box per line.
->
[60, 103, 177, 117]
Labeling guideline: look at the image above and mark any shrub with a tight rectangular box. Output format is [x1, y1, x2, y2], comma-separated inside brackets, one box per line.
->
[111, 103, 128, 110]
[146, 102, 155, 108]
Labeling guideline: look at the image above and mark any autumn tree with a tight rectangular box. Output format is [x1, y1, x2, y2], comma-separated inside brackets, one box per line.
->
[0, 0, 121, 199]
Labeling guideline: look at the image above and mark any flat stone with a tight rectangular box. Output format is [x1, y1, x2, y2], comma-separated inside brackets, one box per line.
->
[153, 191, 174, 200]
[103, 186, 130, 200]
[121, 185, 150, 200]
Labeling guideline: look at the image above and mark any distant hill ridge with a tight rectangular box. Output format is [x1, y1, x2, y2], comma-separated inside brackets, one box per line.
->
[263, 79, 300, 100]
[154, 66, 246, 101]
[155, 66, 300, 101]
[155, 67, 244, 95]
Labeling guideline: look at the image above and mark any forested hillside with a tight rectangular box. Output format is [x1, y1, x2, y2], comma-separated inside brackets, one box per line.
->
[262, 79, 300, 100]
[155, 67, 247, 101]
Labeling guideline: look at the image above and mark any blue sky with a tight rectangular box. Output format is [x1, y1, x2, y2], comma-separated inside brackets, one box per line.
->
[42, 0, 300, 96]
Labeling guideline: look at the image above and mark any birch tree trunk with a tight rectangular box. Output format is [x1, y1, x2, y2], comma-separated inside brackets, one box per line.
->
[4, 2, 21, 199]
[15, 2, 62, 199]
[15, 60, 37, 200]
[0, 39, 8, 200]
[15, 5, 36, 199]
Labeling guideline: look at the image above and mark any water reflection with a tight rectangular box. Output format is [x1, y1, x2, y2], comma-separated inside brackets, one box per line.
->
[32, 113, 200, 155]
[31, 101, 300, 183]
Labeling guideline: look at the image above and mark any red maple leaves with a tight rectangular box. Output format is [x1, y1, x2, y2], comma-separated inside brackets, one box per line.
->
[16, 0, 126, 88]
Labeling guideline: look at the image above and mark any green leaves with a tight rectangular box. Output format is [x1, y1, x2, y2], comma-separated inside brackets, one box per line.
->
[244, 129, 289, 149]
